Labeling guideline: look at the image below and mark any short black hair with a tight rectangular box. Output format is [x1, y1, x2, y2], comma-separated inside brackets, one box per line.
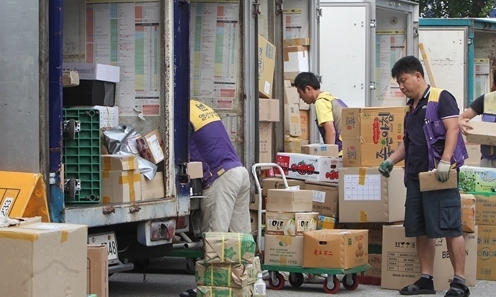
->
[391, 55, 424, 79]
[294, 72, 320, 90]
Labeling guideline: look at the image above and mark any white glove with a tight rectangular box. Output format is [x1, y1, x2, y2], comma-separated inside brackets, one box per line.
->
[435, 160, 452, 182]
[0, 215, 20, 228]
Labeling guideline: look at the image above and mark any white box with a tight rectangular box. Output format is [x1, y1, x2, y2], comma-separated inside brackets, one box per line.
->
[63, 63, 120, 83]
[275, 152, 342, 183]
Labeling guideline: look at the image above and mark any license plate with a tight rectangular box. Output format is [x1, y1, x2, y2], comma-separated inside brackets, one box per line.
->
[88, 232, 119, 263]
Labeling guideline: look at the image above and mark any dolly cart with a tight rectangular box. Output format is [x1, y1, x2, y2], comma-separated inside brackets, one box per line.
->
[251, 163, 370, 294]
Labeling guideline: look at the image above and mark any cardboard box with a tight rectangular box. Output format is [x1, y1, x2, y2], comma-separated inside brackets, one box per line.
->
[459, 166, 496, 193]
[0, 223, 87, 297]
[337, 222, 386, 246]
[463, 135, 482, 166]
[101, 155, 138, 171]
[299, 110, 309, 140]
[361, 254, 382, 284]
[461, 194, 476, 233]
[203, 232, 256, 264]
[195, 257, 261, 288]
[265, 211, 318, 236]
[141, 172, 165, 200]
[87, 245, 109, 297]
[264, 234, 304, 266]
[284, 86, 300, 105]
[275, 152, 343, 182]
[475, 193, 496, 225]
[258, 35, 276, 98]
[63, 80, 116, 107]
[137, 129, 165, 164]
[338, 167, 406, 223]
[284, 103, 301, 136]
[317, 215, 336, 230]
[102, 169, 142, 203]
[341, 107, 406, 167]
[262, 177, 305, 196]
[381, 225, 477, 291]
[283, 45, 309, 80]
[196, 286, 252, 297]
[63, 70, 79, 87]
[259, 122, 273, 163]
[266, 189, 314, 212]
[477, 225, 496, 280]
[284, 135, 302, 153]
[304, 182, 339, 217]
[63, 63, 120, 83]
[303, 229, 368, 269]
[187, 162, 203, 179]
[249, 210, 260, 234]
[418, 169, 457, 192]
[283, 37, 310, 47]
[91, 105, 119, 128]
[249, 194, 267, 211]
[301, 144, 339, 157]
[259, 98, 280, 121]
[466, 120, 496, 146]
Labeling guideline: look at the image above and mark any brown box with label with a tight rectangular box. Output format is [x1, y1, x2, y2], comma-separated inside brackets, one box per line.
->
[301, 144, 339, 157]
[418, 170, 457, 192]
[475, 193, 496, 225]
[87, 245, 109, 297]
[477, 225, 496, 280]
[264, 234, 304, 266]
[258, 35, 276, 98]
[284, 103, 301, 136]
[303, 229, 368, 269]
[259, 122, 273, 163]
[137, 129, 165, 164]
[461, 194, 475, 233]
[304, 182, 339, 217]
[265, 211, 318, 236]
[141, 172, 165, 201]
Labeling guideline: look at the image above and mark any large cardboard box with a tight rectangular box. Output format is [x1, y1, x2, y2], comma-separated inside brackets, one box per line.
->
[258, 35, 276, 98]
[264, 234, 304, 266]
[259, 98, 280, 121]
[137, 129, 165, 164]
[465, 120, 496, 146]
[275, 152, 343, 182]
[463, 135, 482, 166]
[284, 103, 301, 136]
[477, 225, 496, 280]
[102, 169, 141, 203]
[461, 194, 476, 233]
[259, 122, 273, 163]
[195, 257, 261, 288]
[266, 189, 314, 212]
[475, 193, 496, 225]
[303, 229, 368, 269]
[304, 182, 339, 217]
[338, 167, 406, 223]
[87, 245, 109, 297]
[301, 144, 339, 157]
[203, 232, 256, 264]
[63, 63, 120, 83]
[262, 177, 305, 196]
[381, 225, 477, 291]
[361, 254, 382, 285]
[0, 223, 87, 297]
[299, 110, 309, 140]
[283, 45, 309, 81]
[341, 107, 406, 167]
[265, 211, 318, 236]
[459, 166, 496, 193]
[141, 172, 165, 200]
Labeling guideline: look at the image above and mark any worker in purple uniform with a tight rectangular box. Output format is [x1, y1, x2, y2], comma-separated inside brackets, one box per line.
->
[180, 100, 251, 297]
[459, 68, 496, 168]
[378, 56, 469, 297]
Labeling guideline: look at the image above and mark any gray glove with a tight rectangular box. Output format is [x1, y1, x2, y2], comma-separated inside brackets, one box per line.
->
[378, 158, 394, 178]
[435, 160, 451, 182]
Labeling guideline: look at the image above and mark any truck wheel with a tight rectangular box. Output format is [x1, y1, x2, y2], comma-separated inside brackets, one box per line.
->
[185, 257, 196, 275]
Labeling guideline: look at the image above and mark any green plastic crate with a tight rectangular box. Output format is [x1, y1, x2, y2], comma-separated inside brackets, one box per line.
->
[63, 108, 101, 203]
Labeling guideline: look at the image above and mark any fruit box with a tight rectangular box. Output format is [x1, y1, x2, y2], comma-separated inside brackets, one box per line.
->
[275, 152, 343, 182]
[459, 166, 496, 193]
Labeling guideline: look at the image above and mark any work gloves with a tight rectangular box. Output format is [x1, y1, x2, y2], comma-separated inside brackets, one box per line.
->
[378, 158, 394, 178]
[435, 160, 451, 182]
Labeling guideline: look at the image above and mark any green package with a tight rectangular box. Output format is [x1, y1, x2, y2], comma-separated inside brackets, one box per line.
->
[196, 285, 253, 297]
[196, 256, 261, 287]
[203, 232, 256, 264]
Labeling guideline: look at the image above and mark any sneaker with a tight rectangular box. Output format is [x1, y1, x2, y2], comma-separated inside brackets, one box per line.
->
[179, 288, 196, 297]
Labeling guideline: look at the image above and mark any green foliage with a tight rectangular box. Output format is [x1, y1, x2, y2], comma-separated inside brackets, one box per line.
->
[411, 0, 496, 18]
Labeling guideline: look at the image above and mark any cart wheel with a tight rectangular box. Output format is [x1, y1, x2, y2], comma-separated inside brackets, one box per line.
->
[342, 273, 359, 290]
[268, 272, 285, 290]
[185, 257, 196, 275]
[323, 275, 340, 294]
[288, 273, 304, 288]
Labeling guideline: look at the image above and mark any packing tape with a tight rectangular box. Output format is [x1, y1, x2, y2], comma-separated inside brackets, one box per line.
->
[360, 211, 368, 222]
[358, 168, 366, 185]
[0, 232, 38, 241]
[61, 230, 68, 243]
[228, 265, 231, 287]
[221, 232, 225, 262]
[210, 264, 213, 286]
[102, 171, 110, 178]
[237, 233, 241, 264]
[118, 171, 140, 202]
[103, 157, 111, 171]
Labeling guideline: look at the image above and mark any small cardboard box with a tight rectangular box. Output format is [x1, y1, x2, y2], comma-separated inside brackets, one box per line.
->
[338, 167, 406, 223]
[418, 169, 457, 192]
[304, 182, 339, 217]
[459, 166, 496, 193]
[337, 222, 386, 246]
[381, 225, 477, 291]
[137, 129, 165, 164]
[259, 122, 273, 163]
[259, 98, 280, 122]
[301, 144, 339, 157]
[283, 45, 309, 80]
[317, 215, 336, 230]
[284, 103, 301, 136]
[262, 177, 305, 196]
[475, 193, 496, 225]
[102, 169, 142, 203]
[101, 155, 138, 171]
[258, 35, 276, 98]
[477, 225, 496, 280]
[87, 245, 109, 297]
[63, 70, 79, 87]
[466, 120, 496, 146]
[265, 211, 318, 236]
[0, 223, 87, 297]
[463, 135, 482, 166]
[187, 162, 203, 179]
[141, 172, 165, 200]
[63, 63, 120, 83]
[341, 107, 406, 167]
[284, 86, 300, 105]
[266, 189, 314, 212]
[196, 286, 252, 297]
[284, 135, 302, 153]
[299, 110, 309, 140]
[275, 152, 342, 183]
[195, 257, 261, 288]
[303, 229, 368, 269]
[461, 194, 476, 233]
[264, 234, 304, 266]
[361, 254, 382, 283]
[203, 232, 256, 264]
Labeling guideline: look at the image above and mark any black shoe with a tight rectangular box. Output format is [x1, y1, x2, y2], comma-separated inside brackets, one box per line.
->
[445, 281, 470, 297]
[179, 288, 197, 297]
[400, 278, 436, 295]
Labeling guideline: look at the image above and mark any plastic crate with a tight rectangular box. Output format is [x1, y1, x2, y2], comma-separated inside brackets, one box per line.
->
[63, 108, 101, 203]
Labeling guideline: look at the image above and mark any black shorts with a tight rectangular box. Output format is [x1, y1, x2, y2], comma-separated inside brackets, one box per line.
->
[404, 178, 462, 238]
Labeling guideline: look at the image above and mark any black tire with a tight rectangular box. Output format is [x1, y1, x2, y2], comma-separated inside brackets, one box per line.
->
[288, 273, 304, 288]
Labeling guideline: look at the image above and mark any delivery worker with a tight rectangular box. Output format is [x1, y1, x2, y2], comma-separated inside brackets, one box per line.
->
[378, 56, 469, 297]
[293, 72, 348, 155]
[459, 68, 496, 168]
[180, 100, 251, 297]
